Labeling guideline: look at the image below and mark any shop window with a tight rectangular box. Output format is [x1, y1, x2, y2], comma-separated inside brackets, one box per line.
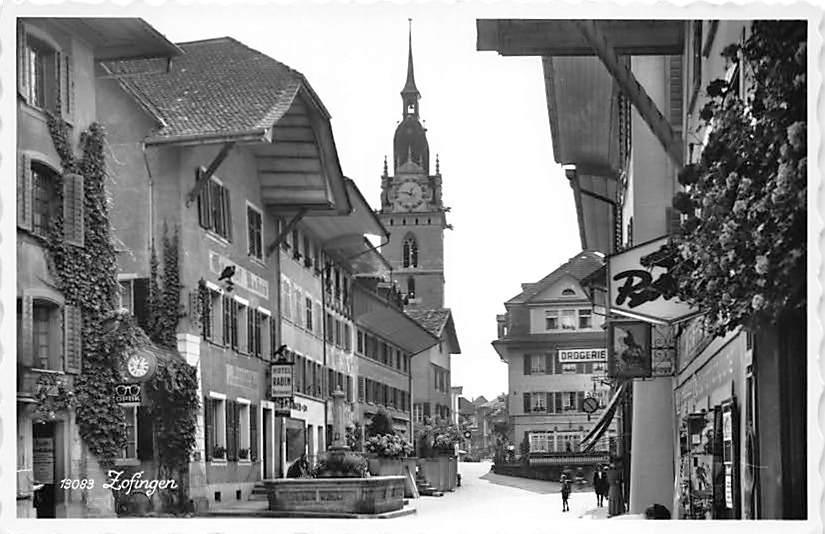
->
[529, 432, 552, 453]
[246, 205, 263, 260]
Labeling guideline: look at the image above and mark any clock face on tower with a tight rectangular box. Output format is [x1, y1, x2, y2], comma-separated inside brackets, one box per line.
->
[396, 181, 424, 211]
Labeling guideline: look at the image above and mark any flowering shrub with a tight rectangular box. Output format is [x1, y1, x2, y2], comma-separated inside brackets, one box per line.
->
[365, 434, 414, 458]
[656, 21, 806, 335]
[415, 417, 462, 457]
[311, 451, 369, 478]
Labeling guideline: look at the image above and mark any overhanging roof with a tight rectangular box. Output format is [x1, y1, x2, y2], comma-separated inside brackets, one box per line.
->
[52, 18, 183, 61]
[324, 235, 391, 278]
[355, 299, 439, 355]
[476, 19, 685, 56]
[301, 178, 387, 242]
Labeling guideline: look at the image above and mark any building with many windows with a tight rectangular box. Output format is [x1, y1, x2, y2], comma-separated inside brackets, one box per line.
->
[98, 36, 357, 510]
[16, 18, 181, 518]
[493, 251, 615, 456]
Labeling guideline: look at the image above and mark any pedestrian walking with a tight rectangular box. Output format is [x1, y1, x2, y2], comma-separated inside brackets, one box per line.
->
[593, 465, 608, 507]
[560, 475, 571, 512]
[607, 460, 625, 517]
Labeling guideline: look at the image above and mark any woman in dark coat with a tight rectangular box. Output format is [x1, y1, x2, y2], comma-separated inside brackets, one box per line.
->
[607, 461, 625, 517]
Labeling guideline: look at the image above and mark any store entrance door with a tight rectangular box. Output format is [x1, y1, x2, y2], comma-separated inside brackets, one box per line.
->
[33, 422, 56, 518]
[262, 407, 272, 478]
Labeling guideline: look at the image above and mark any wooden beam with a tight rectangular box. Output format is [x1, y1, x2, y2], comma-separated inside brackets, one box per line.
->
[265, 208, 307, 258]
[573, 20, 684, 167]
[185, 142, 235, 207]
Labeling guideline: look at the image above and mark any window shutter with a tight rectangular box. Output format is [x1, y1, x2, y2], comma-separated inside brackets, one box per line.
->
[63, 305, 82, 374]
[203, 397, 213, 460]
[132, 278, 150, 329]
[226, 400, 236, 460]
[137, 406, 154, 460]
[223, 188, 232, 241]
[358, 376, 365, 401]
[63, 173, 84, 246]
[346, 375, 353, 402]
[523, 354, 531, 375]
[545, 353, 553, 375]
[546, 393, 552, 413]
[18, 152, 32, 231]
[65, 53, 75, 119]
[19, 293, 34, 367]
[423, 403, 430, 417]
[250, 404, 258, 462]
[523, 392, 531, 413]
[554, 392, 563, 413]
[577, 391, 585, 412]
[669, 55, 684, 131]
[17, 21, 28, 100]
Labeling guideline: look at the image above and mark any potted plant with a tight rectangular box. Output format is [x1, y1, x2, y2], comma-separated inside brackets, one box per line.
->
[364, 434, 414, 476]
[213, 444, 227, 460]
[238, 448, 250, 461]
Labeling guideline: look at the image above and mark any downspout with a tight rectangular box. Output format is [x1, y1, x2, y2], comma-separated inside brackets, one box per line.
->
[321, 251, 328, 450]
[141, 142, 154, 248]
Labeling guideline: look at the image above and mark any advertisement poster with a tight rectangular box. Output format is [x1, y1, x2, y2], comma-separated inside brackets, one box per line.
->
[33, 438, 55, 484]
[608, 321, 652, 378]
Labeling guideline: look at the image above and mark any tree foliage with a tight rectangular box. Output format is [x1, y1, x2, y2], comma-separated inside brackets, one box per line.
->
[367, 407, 395, 437]
[658, 21, 806, 335]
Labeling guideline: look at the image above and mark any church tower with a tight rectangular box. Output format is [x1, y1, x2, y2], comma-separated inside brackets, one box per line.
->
[379, 21, 448, 309]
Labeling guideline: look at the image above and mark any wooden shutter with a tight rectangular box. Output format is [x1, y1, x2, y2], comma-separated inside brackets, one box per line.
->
[226, 400, 237, 460]
[577, 391, 585, 412]
[63, 305, 82, 374]
[17, 21, 28, 100]
[132, 278, 150, 329]
[358, 376, 365, 401]
[546, 393, 552, 413]
[204, 397, 213, 460]
[65, 53, 75, 119]
[63, 173, 84, 246]
[669, 55, 684, 131]
[523, 354, 531, 375]
[223, 187, 232, 241]
[19, 293, 34, 367]
[18, 152, 32, 231]
[250, 404, 258, 462]
[196, 170, 211, 229]
[554, 392, 563, 413]
[137, 406, 154, 460]
[347, 375, 353, 402]
[545, 353, 553, 374]
[523, 392, 531, 413]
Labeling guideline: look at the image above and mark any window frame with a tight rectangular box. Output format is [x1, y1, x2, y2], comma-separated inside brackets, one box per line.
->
[236, 398, 251, 463]
[208, 393, 228, 463]
[246, 202, 264, 261]
[196, 169, 232, 241]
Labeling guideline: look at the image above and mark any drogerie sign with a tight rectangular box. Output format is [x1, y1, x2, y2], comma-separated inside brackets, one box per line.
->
[558, 348, 607, 362]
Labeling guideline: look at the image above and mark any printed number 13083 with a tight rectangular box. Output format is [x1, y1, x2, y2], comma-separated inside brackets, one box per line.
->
[58, 478, 94, 489]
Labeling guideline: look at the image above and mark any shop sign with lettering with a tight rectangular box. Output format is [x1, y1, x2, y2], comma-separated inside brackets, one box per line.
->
[608, 237, 698, 324]
[558, 348, 607, 363]
[114, 383, 142, 403]
[651, 325, 675, 377]
[271, 361, 294, 416]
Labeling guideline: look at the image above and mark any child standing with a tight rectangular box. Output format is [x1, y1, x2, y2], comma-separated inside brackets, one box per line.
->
[561, 476, 571, 512]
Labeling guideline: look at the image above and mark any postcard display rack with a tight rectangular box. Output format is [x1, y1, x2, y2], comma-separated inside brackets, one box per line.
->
[677, 398, 739, 519]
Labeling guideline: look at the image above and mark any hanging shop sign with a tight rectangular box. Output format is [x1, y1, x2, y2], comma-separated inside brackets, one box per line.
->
[558, 348, 607, 363]
[608, 236, 698, 324]
[271, 358, 294, 416]
[33, 437, 55, 484]
[608, 321, 651, 378]
[651, 325, 675, 377]
[114, 383, 143, 404]
[582, 396, 600, 414]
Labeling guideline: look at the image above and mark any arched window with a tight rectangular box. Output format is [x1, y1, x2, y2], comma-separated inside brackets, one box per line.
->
[561, 288, 576, 296]
[407, 277, 416, 299]
[402, 235, 418, 268]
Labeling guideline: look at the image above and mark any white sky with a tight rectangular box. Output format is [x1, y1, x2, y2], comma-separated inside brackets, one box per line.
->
[141, 4, 582, 401]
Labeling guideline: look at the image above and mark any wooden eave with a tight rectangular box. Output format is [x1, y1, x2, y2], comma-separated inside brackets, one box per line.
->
[477, 19, 685, 56]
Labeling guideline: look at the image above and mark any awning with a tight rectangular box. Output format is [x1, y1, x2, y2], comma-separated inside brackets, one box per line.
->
[579, 382, 626, 452]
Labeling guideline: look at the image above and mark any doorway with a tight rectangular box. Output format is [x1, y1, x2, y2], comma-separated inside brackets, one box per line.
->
[262, 407, 272, 479]
[33, 422, 56, 518]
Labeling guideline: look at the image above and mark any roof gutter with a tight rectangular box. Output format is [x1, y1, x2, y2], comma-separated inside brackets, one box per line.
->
[144, 129, 270, 147]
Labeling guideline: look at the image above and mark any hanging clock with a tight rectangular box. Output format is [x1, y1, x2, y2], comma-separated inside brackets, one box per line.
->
[122, 349, 157, 383]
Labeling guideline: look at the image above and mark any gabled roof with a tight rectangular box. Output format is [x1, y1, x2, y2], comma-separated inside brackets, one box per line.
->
[106, 37, 328, 142]
[472, 395, 489, 406]
[506, 250, 604, 305]
[405, 308, 461, 354]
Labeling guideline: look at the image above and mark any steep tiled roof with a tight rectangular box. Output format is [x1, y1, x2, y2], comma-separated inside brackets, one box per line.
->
[106, 37, 319, 140]
[506, 250, 604, 304]
[405, 308, 452, 337]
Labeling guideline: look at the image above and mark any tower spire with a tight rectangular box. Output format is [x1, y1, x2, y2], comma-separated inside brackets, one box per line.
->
[401, 18, 420, 118]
